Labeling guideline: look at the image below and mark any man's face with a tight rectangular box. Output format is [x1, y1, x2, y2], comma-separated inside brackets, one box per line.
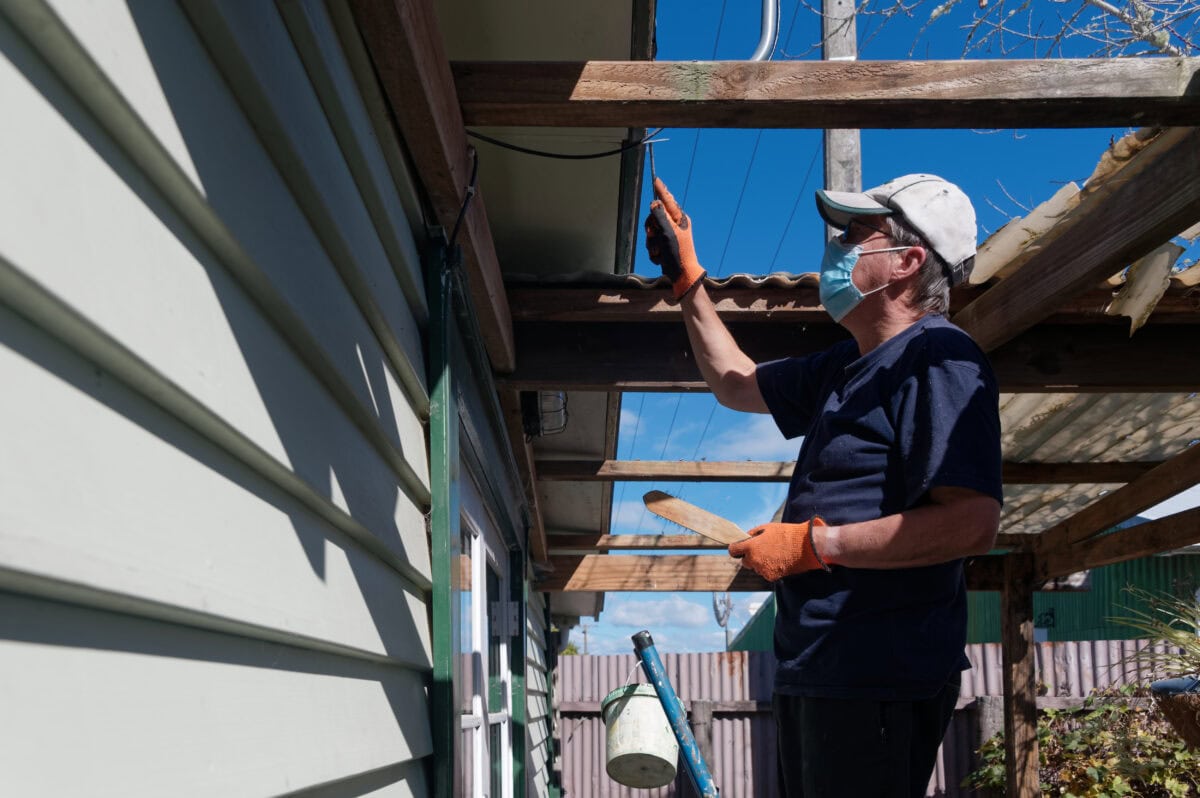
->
[841, 216, 901, 293]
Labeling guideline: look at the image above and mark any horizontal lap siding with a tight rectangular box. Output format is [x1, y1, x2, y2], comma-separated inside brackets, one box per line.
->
[527, 591, 554, 798]
[0, 1, 432, 795]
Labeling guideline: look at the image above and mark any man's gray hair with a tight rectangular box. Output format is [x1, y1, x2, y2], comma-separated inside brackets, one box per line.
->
[885, 216, 950, 315]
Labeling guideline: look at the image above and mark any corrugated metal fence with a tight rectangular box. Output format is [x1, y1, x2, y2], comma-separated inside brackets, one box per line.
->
[555, 641, 1162, 797]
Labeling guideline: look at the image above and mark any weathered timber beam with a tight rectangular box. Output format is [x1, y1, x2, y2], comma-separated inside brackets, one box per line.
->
[1035, 439, 1200, 568]
[506, 285, 1200, 324]
[538, 460, 796, 482]
[994, 534, 1034, 552]
[349, 0, 515, 371]
[547, 534, 727, 553]
[1002, 554, 1040, 797]
[1039, 506, 1200, 579]
[536, 459, 1162, 484]
[538, 554, 1008, 591]
[498, 389, 549, 565]
[1002, 461, 1162, 484]
[502, 322, 1200, 393]
[550, 529, 1042, 559]
[452, 59, 1200, 129]
[560, 700, 772, 714]
[538, 555, 764, 591]
[953, 127, 1200, 352]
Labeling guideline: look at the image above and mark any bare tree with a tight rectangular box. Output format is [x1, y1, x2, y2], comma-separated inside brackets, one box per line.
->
[784, 0, 1199, 58]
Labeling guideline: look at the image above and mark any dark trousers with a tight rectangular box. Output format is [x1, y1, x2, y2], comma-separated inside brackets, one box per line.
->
[773, 674, 960, 798]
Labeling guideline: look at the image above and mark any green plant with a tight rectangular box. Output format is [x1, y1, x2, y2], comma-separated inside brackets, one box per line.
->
[963, 685, 1200, 797]
[1110, 588, 1200, 680]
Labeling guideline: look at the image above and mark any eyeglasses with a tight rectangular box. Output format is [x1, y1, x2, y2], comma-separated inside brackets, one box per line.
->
[838, 218, 893, 245]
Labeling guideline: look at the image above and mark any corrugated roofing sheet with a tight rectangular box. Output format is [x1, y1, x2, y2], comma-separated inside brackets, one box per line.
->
[999, 392, 1200, 536]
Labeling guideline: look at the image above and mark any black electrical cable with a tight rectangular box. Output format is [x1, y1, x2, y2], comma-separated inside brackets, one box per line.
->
[447, 146, 479, 252]
[467, 128, 664, 160]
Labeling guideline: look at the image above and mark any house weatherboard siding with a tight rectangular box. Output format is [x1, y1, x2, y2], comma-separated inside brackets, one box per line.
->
[0, 1, 436, 794]
[526, 591, 554, 798]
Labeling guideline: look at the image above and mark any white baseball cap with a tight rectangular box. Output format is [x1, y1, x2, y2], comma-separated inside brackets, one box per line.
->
[815, 174, 977, 286]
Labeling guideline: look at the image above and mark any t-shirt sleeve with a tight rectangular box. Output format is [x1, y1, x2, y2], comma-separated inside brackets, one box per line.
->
[755, 349, 835, 440]
[896, 352, 1004, 508]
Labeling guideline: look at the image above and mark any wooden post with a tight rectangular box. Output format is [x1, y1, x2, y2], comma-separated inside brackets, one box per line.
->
[1001, 553, 1040, 797]
[822, 0, 860, 198]
[684, 700, 714, 798]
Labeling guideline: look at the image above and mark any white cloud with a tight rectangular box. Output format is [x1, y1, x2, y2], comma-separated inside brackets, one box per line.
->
[730, 484, 789, 532]
[702, 414, 800, 461]
[603, 595, 711, 629]
[609, 497, 657, 532]
[739, 592, 772, 620]
[619, 406, 640, 433]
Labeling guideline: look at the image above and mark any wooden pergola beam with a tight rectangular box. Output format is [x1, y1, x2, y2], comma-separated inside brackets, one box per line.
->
[507, 284, 1200, 325]
[1040, 506, 1200, 579]
[536, 459, 1163, 484]
[538, 554, 1010, 591]
[538, 554, 764, 591]
[349, 0, 515, 371]
[953, 127, 1200, 352]
[547, 534, 726, 553]
[452, 59, 1200, 129]
[1002, 554, 1040, 797]
[498, 389, 550, 565]
[1034, 440, 1200, 577]
[503, 322, 1200, 393]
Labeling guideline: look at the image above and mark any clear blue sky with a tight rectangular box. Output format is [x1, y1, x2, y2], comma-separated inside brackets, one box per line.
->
[568, 0, 1198, 656]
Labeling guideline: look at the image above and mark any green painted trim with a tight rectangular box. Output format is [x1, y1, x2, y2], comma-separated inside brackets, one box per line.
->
[427, 246, 460, 798]
[447, 267, 528, 555]
[545, 600, 563, 798]
[510, 553, 528, 798]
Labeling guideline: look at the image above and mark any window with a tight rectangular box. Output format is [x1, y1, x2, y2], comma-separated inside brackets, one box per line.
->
[459, 468, 513, 798]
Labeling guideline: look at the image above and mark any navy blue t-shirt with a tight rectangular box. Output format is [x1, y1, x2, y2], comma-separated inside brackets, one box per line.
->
[756, 314, 1002, 700]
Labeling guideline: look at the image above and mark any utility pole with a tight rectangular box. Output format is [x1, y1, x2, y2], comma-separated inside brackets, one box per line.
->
[823, 0, 861, 201]
[581, 623, 590, 655]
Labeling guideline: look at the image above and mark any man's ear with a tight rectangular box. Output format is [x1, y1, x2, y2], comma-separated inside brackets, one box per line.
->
[894, 245, 926, 281]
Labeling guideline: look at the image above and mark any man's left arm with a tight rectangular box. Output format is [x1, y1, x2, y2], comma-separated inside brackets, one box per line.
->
[815, 486, 1000, 570]
[729, 487, 999, 580]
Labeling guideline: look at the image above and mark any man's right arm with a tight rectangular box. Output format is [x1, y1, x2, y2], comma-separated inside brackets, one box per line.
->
[680, 283, 769, 413]
[645, 176, 768, 413]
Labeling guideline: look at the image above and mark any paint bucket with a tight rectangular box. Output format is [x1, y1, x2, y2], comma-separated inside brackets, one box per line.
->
[600, 684, 679, 788]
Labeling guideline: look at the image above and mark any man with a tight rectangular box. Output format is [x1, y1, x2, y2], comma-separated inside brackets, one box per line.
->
[644, 174, 1003, 797]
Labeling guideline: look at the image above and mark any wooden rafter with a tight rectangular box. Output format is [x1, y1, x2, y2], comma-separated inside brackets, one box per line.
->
[503, 322, 1200, 393]
[1035, 442, 1200, 578]
[548, 534, 726, 553]
[1040, 506, 1200, 579]
[550, 531, 1039, 553]
[1002, 554, 1040, 797]
[535, 459, 1163, 484]
[539, 554, 764, 591]
[452, 59, 1200, 129]
[506, 285, 1200, 325]
[538, 554, 1011, 591]
[953, 127, 1200, 352]
[349, 0, 515, 372]
[549, 531, 1042, 554]
[498, 389, 550, 565]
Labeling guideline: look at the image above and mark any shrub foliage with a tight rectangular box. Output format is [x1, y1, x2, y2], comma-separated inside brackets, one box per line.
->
[964, 685, 1199, 797]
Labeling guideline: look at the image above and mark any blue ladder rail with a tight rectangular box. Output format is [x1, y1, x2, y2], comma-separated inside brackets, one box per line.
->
[632, 631, 720, 798]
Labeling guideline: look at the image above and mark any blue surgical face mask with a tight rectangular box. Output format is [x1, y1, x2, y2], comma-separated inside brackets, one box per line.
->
[818, 236, 908, 323]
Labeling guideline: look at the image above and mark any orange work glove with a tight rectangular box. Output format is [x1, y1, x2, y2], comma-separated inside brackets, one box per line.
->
[728, 518, 832, 582]
[644, 177, 707, 299]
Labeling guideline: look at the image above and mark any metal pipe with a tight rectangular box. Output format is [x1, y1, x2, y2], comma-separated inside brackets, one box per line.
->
[749, 0, 780, 61]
